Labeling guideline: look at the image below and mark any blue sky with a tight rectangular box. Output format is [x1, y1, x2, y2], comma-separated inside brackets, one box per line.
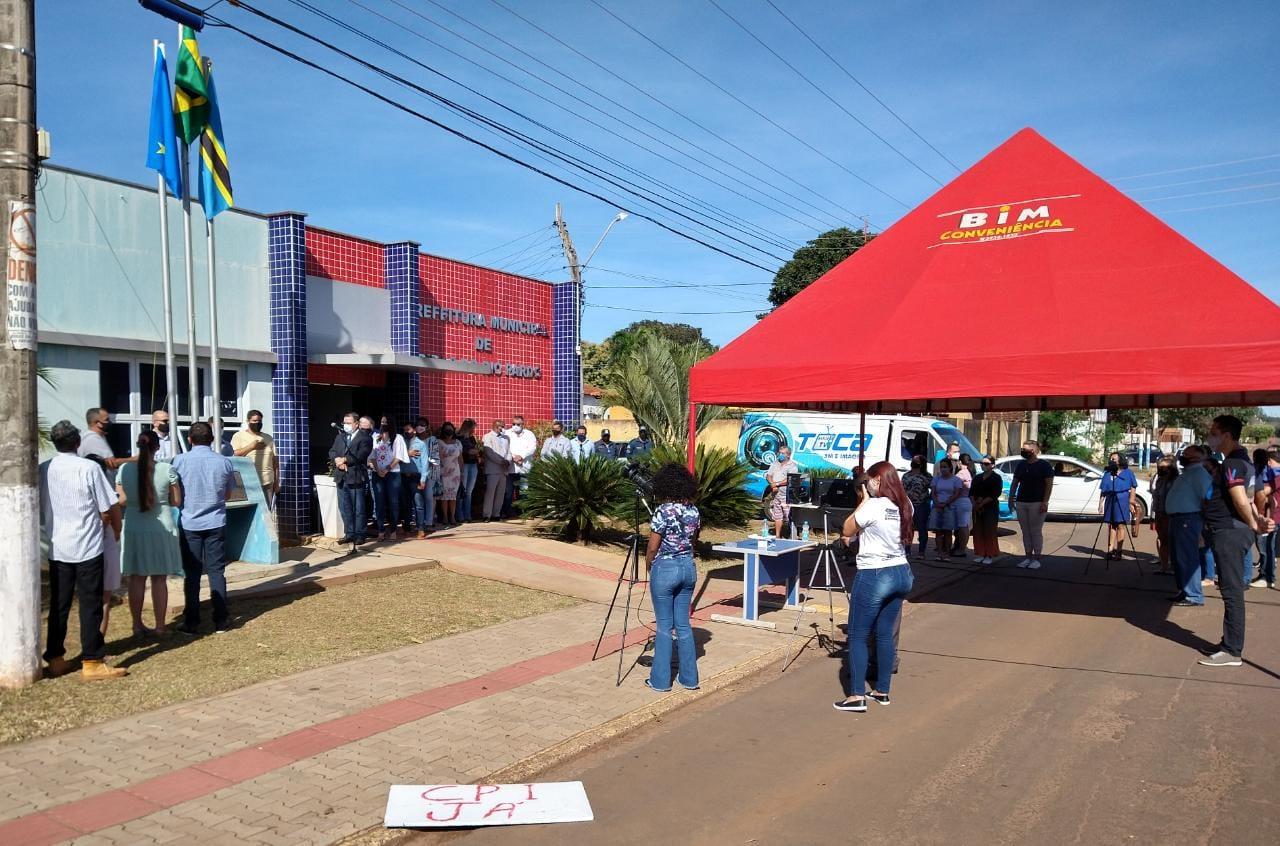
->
[39, 0, 1279, 351]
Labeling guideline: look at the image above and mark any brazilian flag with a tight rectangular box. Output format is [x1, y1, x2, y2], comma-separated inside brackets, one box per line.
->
[198, 65, 233, 218]
[173, 25, 208, 145]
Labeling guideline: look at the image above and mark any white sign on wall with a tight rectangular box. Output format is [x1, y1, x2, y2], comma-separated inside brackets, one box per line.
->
[6, 201, 35, 351]
[384, 782, 594, 828]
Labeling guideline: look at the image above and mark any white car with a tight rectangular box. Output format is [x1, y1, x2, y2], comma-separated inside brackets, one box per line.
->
[993, 454, 1153, 522]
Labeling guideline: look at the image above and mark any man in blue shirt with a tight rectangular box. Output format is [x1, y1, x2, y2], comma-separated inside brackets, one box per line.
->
[595, 428, 621, 460]
[1165, 445, 1213, 607]
[624, 426, 655, 460]
[173, 421, 236, 634]
[568, 425, 593, 463]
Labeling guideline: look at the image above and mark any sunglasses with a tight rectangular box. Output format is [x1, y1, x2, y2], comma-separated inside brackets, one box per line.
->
[981, 461, 993, 466]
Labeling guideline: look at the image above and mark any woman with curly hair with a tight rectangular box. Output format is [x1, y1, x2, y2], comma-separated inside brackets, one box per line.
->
[835, 461, 915, 712]
[645, 463, 702, 693]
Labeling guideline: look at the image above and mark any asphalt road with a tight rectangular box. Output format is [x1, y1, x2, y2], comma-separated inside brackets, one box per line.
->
[410, 530, 1280, 846]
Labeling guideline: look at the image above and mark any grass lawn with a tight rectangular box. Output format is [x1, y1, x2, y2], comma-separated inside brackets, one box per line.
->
[0, 569, 578, 746]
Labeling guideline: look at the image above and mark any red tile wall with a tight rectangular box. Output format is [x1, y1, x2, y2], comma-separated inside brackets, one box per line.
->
[305, 229, 385, 288]
[419, 255, 553, 426]
[308, 364, 387, 389]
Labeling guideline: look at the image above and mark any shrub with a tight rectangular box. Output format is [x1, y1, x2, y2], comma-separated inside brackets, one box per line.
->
[640, 443, 756, 528]
[807, 466, 849, 480]
[520, 454, 629, 542]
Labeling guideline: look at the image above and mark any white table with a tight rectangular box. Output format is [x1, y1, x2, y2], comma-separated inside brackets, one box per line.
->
[711, 538, 818, 621]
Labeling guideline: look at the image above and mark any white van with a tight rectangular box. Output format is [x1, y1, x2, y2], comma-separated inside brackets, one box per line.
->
[738, 411, 986, 498]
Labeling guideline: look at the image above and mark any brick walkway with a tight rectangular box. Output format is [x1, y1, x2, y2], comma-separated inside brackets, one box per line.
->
[0, 597, 782, 845]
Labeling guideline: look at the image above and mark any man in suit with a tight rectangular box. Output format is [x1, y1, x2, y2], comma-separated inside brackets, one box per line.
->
[329, 411, 374, 546]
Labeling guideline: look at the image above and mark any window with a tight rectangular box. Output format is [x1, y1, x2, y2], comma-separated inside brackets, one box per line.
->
[899, 430, 930, 462]
[97, 358, 244, 454]
[1053, 461, 1090, 478]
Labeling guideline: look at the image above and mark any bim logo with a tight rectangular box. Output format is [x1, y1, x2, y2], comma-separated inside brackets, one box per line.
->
[932, 194, 1080, 249]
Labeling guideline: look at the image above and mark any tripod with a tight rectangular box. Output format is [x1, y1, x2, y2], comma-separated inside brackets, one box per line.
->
[1084, 482, 1143, 576]
[782, 511, 847, 672]
[592, 491, 653, 687]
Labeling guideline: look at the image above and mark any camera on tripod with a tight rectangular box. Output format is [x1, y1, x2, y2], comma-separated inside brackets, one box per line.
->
[622, 460, 654, 498]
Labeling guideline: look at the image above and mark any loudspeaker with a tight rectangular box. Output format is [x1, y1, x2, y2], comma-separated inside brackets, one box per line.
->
[786, 472, 811, 505]
[817, 478, 860, 508]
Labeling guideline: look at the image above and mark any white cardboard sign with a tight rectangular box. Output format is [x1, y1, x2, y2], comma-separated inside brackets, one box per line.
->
[384, 782, 594, 828]
[5, 201, 35, 351]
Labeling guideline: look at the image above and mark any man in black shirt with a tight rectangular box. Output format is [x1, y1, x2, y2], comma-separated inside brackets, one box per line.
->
[1199, 415, 1274, 666]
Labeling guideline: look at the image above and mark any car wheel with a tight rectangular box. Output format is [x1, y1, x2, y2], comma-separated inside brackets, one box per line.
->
[1131, 498, 1148, 524]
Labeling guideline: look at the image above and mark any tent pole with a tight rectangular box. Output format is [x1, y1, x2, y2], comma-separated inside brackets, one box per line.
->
[687, 403, 698, 472]
[858, 411, 866, 470]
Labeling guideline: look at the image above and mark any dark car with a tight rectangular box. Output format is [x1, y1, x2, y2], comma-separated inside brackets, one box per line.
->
[1121, 446, 1164, 465]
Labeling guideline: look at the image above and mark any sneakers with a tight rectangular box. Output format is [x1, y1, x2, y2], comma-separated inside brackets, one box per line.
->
[175, 622, 199, 636]
[832, 697, 868, 712]
[868, 691, 891, 706]
[978, 557, 993, 565]
[1198, 651, 1242, 667]
[1250, 578, 1268, 588]
[1017, 558, 1033, 568]
[81, 660, 128, 681]
[1018, 558, 1042, 569]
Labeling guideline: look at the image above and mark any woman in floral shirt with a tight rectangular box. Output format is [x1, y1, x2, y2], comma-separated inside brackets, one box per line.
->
[901, 455, 932, 559]
[645, 464, 702, 693]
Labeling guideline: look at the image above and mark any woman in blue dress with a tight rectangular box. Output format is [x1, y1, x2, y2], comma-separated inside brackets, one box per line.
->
[1099, 452, 1138, 560]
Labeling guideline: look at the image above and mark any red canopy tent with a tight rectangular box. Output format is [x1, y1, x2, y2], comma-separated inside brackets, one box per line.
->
[688, 128, 1280, 465]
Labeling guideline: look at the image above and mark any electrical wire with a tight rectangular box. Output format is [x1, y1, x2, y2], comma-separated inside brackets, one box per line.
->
[1111, 152, 1280, 180]
[275, 0, 789, 264]
[1123, 167, 1280, 193]
[464, 224, 553, 261]
[482, 0, 882, 222]
[1137, 180, 1280, 203]
[762, 0, 961, 173]
[349, 0, 819, 247]
[586, 302, 764, 315]
[207, 10, 778, 272]
[1157, 195, 1280, 214]
[706, 0, 943, 185]
[587, 267, 771, 288]
[583, 0, 910, 208]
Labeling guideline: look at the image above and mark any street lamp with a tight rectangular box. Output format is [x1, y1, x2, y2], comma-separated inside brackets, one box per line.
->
[575, 211, 628, 419]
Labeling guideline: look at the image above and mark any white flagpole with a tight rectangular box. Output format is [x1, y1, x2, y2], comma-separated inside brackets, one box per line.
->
[155, 41, 183, 454]
[202, 56, 223, 448]
[180, 141, 200, 442]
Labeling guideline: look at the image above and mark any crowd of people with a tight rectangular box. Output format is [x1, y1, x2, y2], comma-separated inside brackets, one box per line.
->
[326, 414, 656, 545]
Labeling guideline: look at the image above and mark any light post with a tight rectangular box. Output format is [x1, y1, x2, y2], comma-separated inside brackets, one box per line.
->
[574, 211, 627, 419]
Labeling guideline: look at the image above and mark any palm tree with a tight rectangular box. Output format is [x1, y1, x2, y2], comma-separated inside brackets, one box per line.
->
[601, 331, 722, 445]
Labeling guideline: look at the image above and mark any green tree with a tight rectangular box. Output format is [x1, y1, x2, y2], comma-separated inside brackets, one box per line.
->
[1159, 407, 1260, 440]
[602, 331, 722, 444]
[1243, 423, 1274, 444]
[765, 227, 874, 310]
[603, 320, 715, 371]
[1036, 410, 1093, 461]
[579, 339, 612, 388]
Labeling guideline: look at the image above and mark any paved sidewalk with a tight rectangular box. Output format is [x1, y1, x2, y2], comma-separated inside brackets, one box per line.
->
[1, 521, 975, 845]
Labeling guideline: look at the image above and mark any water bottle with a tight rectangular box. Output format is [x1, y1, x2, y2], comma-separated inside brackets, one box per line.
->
[761, 518, 770, 538]
[789, 520, 797, 539]
[801, 521, 810, 541]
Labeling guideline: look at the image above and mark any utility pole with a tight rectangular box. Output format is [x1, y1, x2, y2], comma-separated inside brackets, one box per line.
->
[1029, 409, 1040, 443]
[0, 0, 40, 688]
[554, 203, 582, 425]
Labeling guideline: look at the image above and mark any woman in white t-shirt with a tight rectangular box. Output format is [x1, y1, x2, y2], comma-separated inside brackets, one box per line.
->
[834, 461, 916, 713]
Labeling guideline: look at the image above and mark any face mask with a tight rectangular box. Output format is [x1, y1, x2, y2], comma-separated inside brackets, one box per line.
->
[553, 429, 563, 436]
[1020, 449, 1033, 460]
[779, 454, 791, 463]
[442, 428, 455, 438]
[577, 434, 586, 442]
[868, 480, 881, 496]
[416, 426, 426, 435]
[343, 423, 355, 434]
[249, 422, 262, 433]
[157, 423, 169, 434]
[1207, 433, 1223, 451]
[948, 452, 959, 461]
[512, 424, 523, 433]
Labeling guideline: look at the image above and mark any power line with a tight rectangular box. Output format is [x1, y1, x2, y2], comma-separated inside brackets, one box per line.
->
[1158, 195, 1280, 214]
[706, 0, 943, 185]
[586, 302, 762, 315]
[762, 0, 960, 172]
[1139, 180, 1280, 203]
[345, 0, 803, 250]
[1112, 152, 1280, 180]
[464, 224, 552, 261]
[1123, 167, 1280, 193]
[482, 0, 885, 221]
[207, 14, 777, 272]
[587, 267, 771, 287]
[276, 0, 789, 263]
[583, 0, 910, 208]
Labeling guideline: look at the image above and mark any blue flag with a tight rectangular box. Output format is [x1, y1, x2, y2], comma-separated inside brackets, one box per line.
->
[146, 43, 183, 198]
[197, 65, 233, 218]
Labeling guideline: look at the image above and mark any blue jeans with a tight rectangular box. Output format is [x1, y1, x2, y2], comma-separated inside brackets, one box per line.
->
[414, 475, 436, 530]
[180, 527, 228, 627]
[458, 463, 478, 521]
[847, 564, 913, 696]
[1259, 531, 1278, 585]
[1169, 513, 1204, 604]
[338, 481, 368, 541]
[1201, 544, 1216, 581]
[912, 498, 932, 555]
[648, 555, 698, 690]
[371, 472, 401, 534]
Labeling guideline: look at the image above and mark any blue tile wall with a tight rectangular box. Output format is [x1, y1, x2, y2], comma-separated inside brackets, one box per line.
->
[269, 212, 310, 540]
[385, 243, 420, 423]
[552, 280, 580, 426]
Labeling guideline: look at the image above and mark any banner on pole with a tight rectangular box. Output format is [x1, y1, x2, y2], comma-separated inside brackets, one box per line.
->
[384, 782, 594, 828]
[6, 202, 36, 351]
